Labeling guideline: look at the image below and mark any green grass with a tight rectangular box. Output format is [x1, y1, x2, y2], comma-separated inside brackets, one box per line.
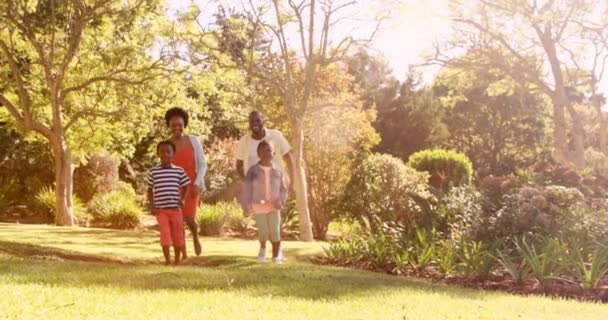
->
[0, 223, 606, 319]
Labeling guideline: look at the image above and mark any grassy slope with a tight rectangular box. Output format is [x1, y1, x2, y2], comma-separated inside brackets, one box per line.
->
[0, 223, 606, 320]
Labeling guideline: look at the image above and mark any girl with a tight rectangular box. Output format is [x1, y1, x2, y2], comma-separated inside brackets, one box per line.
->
[240, 140, 288, 264]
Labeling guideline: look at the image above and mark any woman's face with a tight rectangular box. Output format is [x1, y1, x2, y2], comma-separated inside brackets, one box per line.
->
[168, 116, 185, 138]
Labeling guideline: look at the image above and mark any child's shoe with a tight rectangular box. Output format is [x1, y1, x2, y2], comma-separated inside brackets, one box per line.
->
[272, 257, 283, 264]
[257, 248, 266, 263]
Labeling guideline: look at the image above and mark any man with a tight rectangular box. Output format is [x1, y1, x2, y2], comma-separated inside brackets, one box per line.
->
[236, 111, 294, 263]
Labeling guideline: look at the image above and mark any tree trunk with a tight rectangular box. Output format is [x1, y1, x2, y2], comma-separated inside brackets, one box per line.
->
[551, 93, 572, 165]
[292, 117, 314, 241]
[566, 104, 586, 167]
[593, 95, 608, 155]
[52, 136, 75, 226]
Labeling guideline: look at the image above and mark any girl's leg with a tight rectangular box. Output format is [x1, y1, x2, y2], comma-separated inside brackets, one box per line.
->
[268, 211, 282, 261]
[253, 214, 270, 262]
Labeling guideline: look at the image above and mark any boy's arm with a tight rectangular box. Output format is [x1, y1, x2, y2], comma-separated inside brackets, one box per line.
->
[147, 187, 157, 215]
[180, 185, 189, 208]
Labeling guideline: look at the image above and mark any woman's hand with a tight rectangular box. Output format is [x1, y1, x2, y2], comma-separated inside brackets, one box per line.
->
[191, 185, 202, 198]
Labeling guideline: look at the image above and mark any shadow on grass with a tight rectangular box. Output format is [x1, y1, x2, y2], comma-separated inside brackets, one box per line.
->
[0, 240, 488, 302]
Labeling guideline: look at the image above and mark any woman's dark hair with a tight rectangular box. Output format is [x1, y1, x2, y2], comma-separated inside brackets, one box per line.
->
[257, 140, 272, 153]
[165, 107, 189, 128]
[157, 140, 176, 153]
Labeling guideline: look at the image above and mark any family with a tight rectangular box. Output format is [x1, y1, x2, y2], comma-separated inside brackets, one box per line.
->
[146, 107, 293, 265]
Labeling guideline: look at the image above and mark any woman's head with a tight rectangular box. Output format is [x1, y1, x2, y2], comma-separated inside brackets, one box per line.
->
[257, 140, 274, 163]
[165, 107, 189, 138]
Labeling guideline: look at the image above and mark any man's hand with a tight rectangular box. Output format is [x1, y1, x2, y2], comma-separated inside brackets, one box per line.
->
[288, 181, 295, 197]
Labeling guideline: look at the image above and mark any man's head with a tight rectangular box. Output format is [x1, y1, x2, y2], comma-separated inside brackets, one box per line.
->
[157, 140, 176, 166]
[248, 111, 265, 136]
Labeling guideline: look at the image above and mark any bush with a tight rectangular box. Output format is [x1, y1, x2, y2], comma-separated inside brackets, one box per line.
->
[340, 153, 431, 233]
[88, 185, 143, 229]
[203, 138, 240, 202]
[436, 186, 491, 241]
[222, 201, 250, 234]
[0, 177, 17, 215]
[74, 154, 120, 201]
[197, 201, 241, 236]
[407, 149, 473, 194]
[29, 186, 89, 224]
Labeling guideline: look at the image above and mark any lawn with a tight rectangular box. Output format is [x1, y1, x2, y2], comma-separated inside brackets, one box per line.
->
[0, 223, 606, 320]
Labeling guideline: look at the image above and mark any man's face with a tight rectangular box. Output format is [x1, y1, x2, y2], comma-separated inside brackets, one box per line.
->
[249, 113, 264, 135]
[158, 144, 174, 165]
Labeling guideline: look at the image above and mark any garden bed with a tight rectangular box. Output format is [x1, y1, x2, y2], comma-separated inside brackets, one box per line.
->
[313, 257, 608, 303]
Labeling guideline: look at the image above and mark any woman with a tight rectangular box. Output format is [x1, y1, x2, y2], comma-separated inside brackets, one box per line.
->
[165, 107, 206, 258]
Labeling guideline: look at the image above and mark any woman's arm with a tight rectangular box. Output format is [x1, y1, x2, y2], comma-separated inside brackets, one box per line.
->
[189, 135, 207, 190]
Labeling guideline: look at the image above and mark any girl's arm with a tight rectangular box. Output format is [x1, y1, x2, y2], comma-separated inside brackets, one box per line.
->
[239, 169, 253, 215]
[277, 174, 288, 208]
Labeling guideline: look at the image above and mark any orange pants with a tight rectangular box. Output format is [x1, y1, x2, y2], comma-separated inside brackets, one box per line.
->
[156, 209, 185, 247]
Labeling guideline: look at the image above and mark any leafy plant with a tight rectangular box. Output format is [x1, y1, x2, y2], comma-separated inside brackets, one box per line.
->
[436, 240, 457, 274]
[407, 148, 473, 194]
[323, 237, 365, 262]
[88, 187, 143, 229]
[496, 248, 530, 283]
[29, 186, 89, 224]
[457, 240, 495, 278]
[0, 177, 17, 214]
[515, 236, 560, 287]
[568, 244, 608, 289]
[197, 203, 230, 236]
[366, 233, 392, 268]
[407, 228, 436, 270]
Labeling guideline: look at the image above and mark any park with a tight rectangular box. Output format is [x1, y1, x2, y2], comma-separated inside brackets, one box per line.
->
[1, 0, 608, 319]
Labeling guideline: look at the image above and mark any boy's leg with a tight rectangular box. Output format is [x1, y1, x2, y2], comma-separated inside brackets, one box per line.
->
[169, 209, 186, 265]
[156, 210, 173, 264]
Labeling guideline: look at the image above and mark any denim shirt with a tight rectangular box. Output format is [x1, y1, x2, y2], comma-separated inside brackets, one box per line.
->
[240, 163, 288, 212]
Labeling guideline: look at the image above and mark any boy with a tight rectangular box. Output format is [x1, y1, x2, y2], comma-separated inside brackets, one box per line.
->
[147, 140, 190, 265]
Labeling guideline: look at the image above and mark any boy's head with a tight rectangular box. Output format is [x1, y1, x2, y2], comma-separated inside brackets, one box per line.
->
[157, 140, 176, 166]
[257, 140, 274, 163]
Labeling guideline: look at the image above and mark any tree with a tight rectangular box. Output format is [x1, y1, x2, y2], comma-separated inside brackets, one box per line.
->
[0, 0, 173, 225]
[187, 1, 386, 241]
[434, 0, 608, 168]
[433, 49, 551, 176]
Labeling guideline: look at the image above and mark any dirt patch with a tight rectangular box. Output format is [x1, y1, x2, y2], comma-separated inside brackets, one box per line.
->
[312, 257, 608, 303]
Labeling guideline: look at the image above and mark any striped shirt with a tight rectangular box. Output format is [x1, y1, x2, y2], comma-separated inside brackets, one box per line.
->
[146, 165, 190, 209]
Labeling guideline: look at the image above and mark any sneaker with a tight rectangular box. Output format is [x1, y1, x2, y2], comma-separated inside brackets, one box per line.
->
[257, 248, 266, 263]
[272, 257, 283, 265]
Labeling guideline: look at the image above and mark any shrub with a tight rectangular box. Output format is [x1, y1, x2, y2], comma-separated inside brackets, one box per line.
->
[340, 153, 431, 233]
[281, 200, 300, 235]
[515, 236, 562, 287]
[365, 233, 392, 268]
[0, 177, 17, 215]
[88, 185, 143, 229]
[203, 138, 240, 202]
[436, 186, 492, 241]
[457, 240, 495, 278]
[222, 201, 250, 234]
[584, 148, 608, 176]
[436, 240, 458, 274]
[29, 186, 89, 224]
[197, 202, 238, 236]
[323, 236, 365, 262]
[74, 154, 120, 201]
[407, 149, 473, 194]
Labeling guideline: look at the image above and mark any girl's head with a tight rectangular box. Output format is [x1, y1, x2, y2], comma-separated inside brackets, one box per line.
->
[165, 107, 189, 138]
[157, 140, 176, 166]
[257, 140, 274, 164]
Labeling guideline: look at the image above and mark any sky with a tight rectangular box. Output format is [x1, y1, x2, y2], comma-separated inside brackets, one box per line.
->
[166, 0, 452, 80]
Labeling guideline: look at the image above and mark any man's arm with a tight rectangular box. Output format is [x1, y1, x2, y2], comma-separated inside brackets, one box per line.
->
[236, 160, 245, 179]
[283, 152, 295, 190]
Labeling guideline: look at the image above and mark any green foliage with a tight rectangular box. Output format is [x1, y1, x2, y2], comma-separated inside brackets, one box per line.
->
[436, 240, 458, 274]
[584, 148, 608, 176]
[0, 177, 16, 214]
[74, 155, 120, 201]
[88, 185, 143, 229]
[197, 201, 241, 236]
[340, 153, 431, 233]
[408, 149, 473, 194]
[323, 237, 365, 262]
[29, 186, 89, 224]
[281, 200, 300, 235]
[496, 248, 530, 283]
[365, 233, 392, 268]
[222, 201, 249, 234]
[457, 240, 495, 278]
[562, 241, 608, 289]
[515, 237, 561, 287]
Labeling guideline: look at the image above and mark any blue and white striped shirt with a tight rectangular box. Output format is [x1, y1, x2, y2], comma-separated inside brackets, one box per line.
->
[146, 165, 190, 209]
